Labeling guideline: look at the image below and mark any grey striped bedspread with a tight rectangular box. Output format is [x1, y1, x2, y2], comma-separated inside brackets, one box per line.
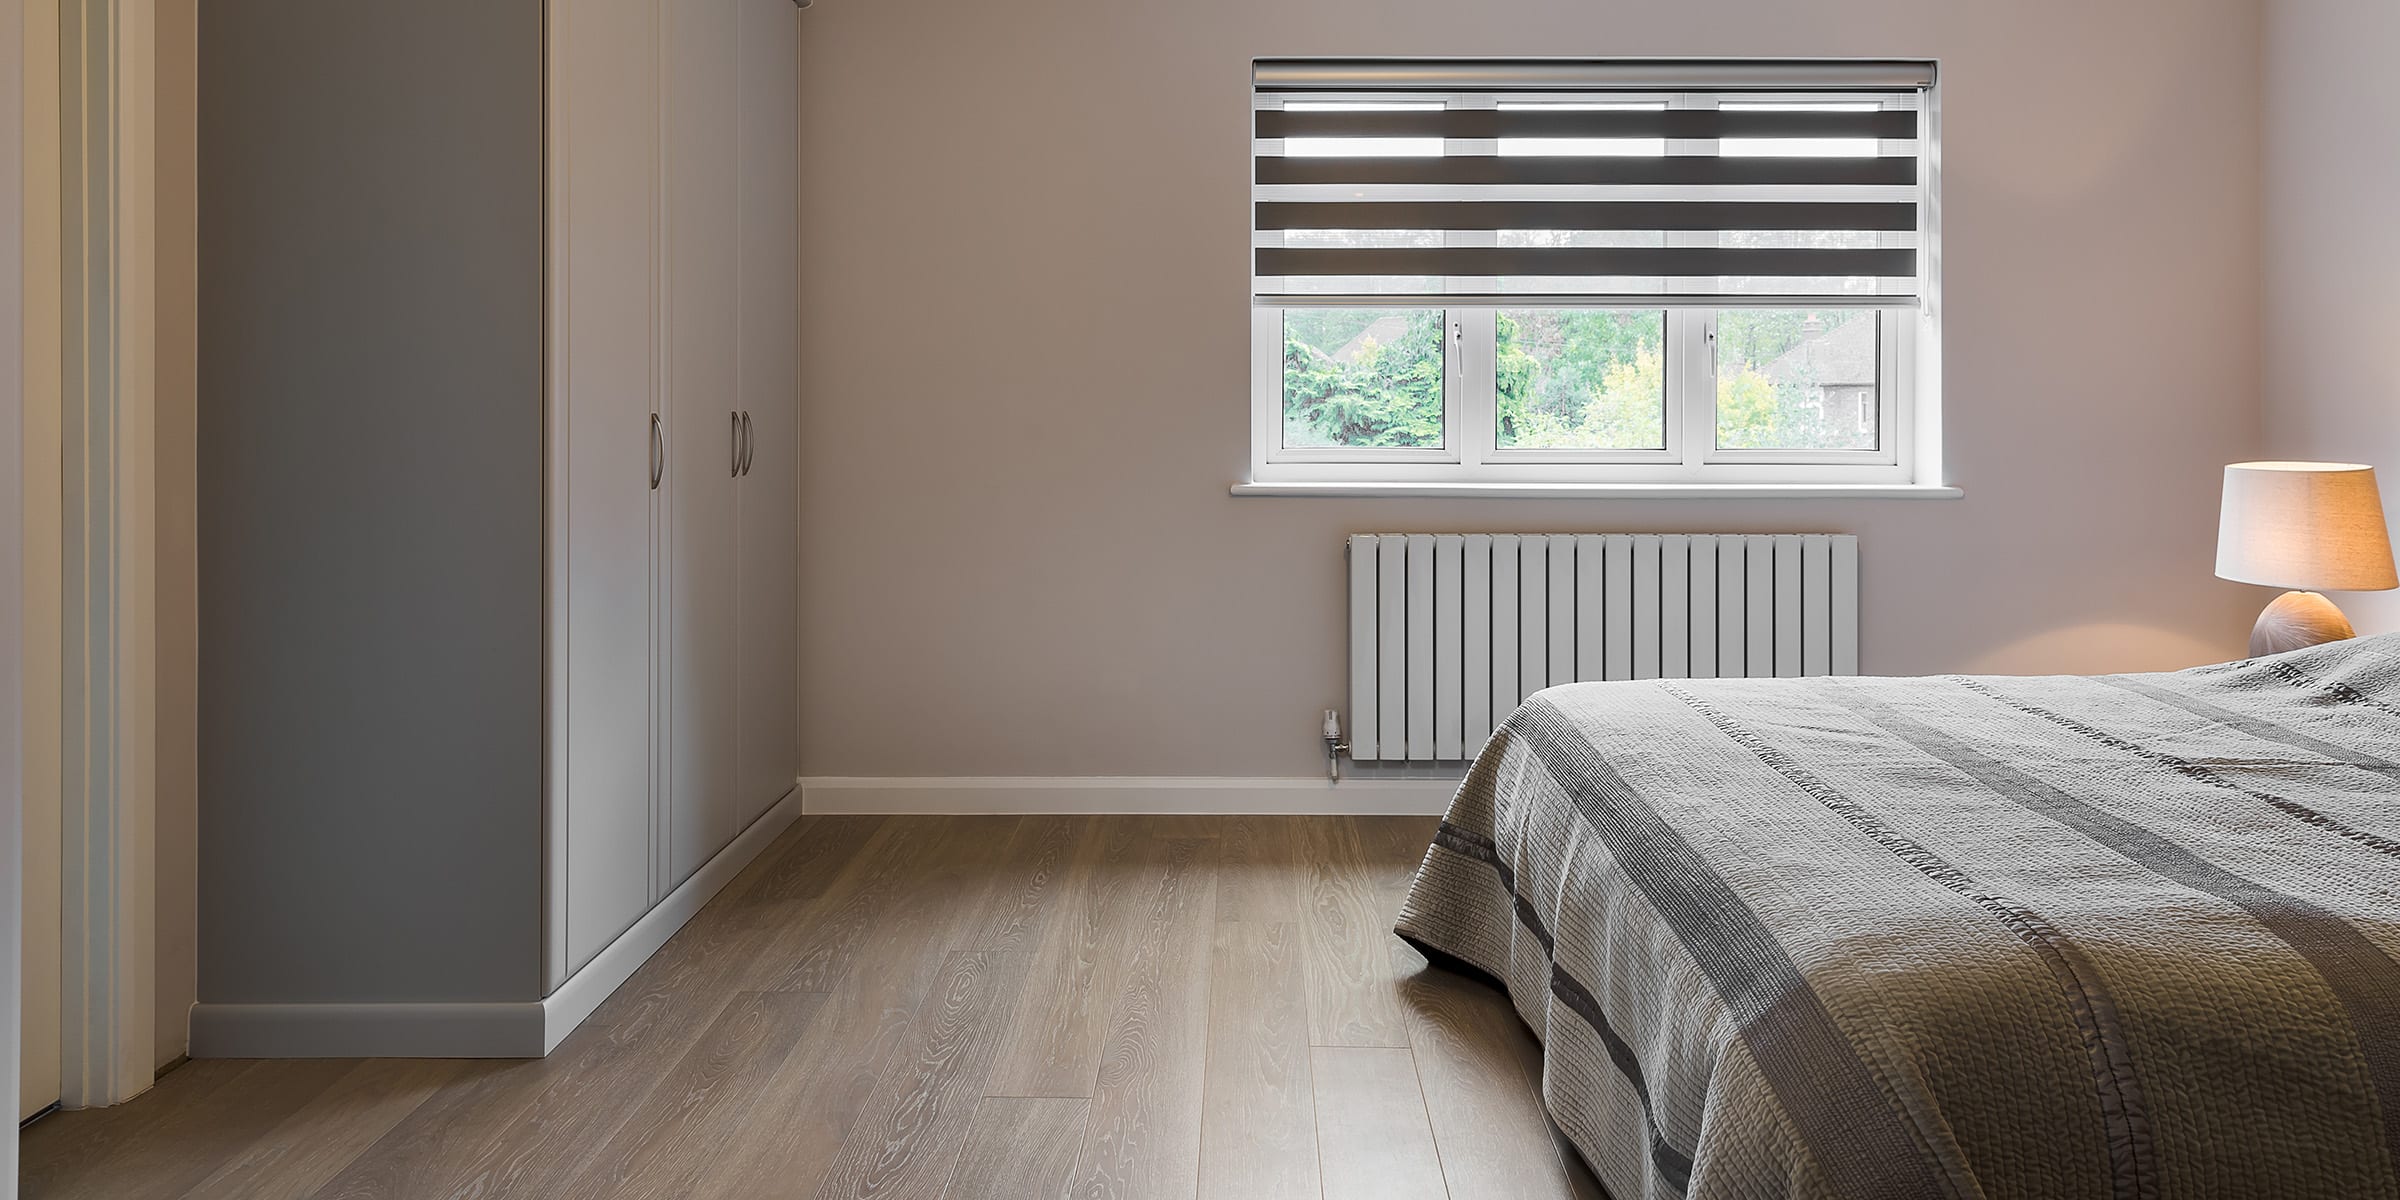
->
[1395, 634, 2400, 1200]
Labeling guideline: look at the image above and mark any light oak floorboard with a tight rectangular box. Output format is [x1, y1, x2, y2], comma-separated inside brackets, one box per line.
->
[307, 1042, 616, 1199]
[961, 816, 1085, 956]
[1214, 817, 1312, 926]
[448, 1017, 763, 1199]
[1309, 1046, 1448, 1200]
[1358, 816, 1440, 911]
[587, 812, 898, 1041]
[1299, 818, 1415, 1047]
[178, 1059, 467, 1200]
[324, 825, 902, 1200]
[1066, 838, 1219, 1200]
[1117, 815, 1234, 842]
[740, 814, 887, 905]
[984, 821, 1147, 1097]
[690, 817, 1081, 1200]
[1197, 922, 1317, 1200]
[18, 1059, 257, 1195]
[940, 1097, 1089, 1200]
[746, 816, 1025, 995]
[1402, 965, 1582, 1200]
[810, 951, 1026, 1200]
[1357, 814, 1438, 980]
[19, 815, 1593, 1200]
[567, 991, 828, 1199]
[680, 961, 922, 1200]
[23, 1060, 353, 1200]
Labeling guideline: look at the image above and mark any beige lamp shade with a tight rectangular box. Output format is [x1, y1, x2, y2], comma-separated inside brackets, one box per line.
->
[2216, 462, 2399, 592]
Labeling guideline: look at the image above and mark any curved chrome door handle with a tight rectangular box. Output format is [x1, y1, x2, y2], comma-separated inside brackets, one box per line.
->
[741, 411, 755, 476]
[731, 411, 743, 477]
[650, 413, 663, 490]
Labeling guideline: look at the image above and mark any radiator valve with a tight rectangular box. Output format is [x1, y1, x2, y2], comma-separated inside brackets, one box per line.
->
[1322, 710, 1350, 782]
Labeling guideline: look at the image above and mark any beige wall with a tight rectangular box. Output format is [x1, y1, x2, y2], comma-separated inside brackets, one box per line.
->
[795, 0, 2269, 779]
[156, 0, 196, 1068]
[2262, 0, 2400, 636]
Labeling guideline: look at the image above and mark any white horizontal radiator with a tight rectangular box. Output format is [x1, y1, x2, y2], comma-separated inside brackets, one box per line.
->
[1346, 533, 1859, 762]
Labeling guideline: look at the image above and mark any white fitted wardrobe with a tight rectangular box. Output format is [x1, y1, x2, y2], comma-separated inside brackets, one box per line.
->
[194, 0, 799, 1058]
[555, 0, 802, 988]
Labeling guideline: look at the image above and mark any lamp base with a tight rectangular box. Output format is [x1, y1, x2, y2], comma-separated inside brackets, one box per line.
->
[2249, 590, 2357, 657]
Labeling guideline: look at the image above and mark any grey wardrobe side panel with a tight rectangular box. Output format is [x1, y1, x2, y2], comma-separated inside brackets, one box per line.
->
[198, 0, 545, 1004]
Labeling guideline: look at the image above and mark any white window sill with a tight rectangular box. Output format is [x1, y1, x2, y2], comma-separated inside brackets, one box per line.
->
[1229, 481, 1964, 500]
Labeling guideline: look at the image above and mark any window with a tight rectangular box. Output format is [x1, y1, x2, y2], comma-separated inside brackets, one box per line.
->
[1249, 59, 1937, 490]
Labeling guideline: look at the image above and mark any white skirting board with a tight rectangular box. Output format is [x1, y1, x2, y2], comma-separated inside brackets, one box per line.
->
[188, 785, 804, 1059]
[799, 776, 1463, 816]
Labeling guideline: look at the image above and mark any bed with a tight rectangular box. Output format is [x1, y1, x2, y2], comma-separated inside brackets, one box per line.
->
[1396, 634, 2400, 1200]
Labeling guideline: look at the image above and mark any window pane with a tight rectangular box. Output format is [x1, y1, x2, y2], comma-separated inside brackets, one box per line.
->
[1282, 308, 1445, 449]
[1715, 309, 1879, 450]
[1717, 101, 1883, 157]
[1495, 309, 1666, 450]
[1283, 137, 1442, 157]
[1278, 100, 1443, 159]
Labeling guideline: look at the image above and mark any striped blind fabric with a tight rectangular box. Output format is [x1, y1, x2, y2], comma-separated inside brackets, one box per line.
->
[1252, 59, 1934, 307]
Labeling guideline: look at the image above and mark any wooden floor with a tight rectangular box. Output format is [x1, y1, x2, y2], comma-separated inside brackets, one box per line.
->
[20, 815, 1603, 1200]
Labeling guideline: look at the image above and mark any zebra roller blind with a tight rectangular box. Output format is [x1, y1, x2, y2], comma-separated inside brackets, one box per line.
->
[1252, 58, 1935, 308]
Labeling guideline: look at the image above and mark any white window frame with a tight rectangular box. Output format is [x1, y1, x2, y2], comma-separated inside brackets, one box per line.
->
[1251, 305, 1919, 486]
[1246, 80, 1943, 493]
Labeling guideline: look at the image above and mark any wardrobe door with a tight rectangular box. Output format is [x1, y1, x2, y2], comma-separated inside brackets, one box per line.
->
[551, 0, 662, 976]
[662, 0, 742, 888]
[735, 0, 800, 829]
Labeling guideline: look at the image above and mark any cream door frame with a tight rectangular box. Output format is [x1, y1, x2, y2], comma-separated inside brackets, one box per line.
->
[7, 0, 31, 1185]
[17, 0, 61, 1127]
[55, 0, 156, 1110]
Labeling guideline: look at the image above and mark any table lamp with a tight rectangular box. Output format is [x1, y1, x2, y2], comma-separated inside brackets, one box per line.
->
[2217, 462, 2398, 656]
